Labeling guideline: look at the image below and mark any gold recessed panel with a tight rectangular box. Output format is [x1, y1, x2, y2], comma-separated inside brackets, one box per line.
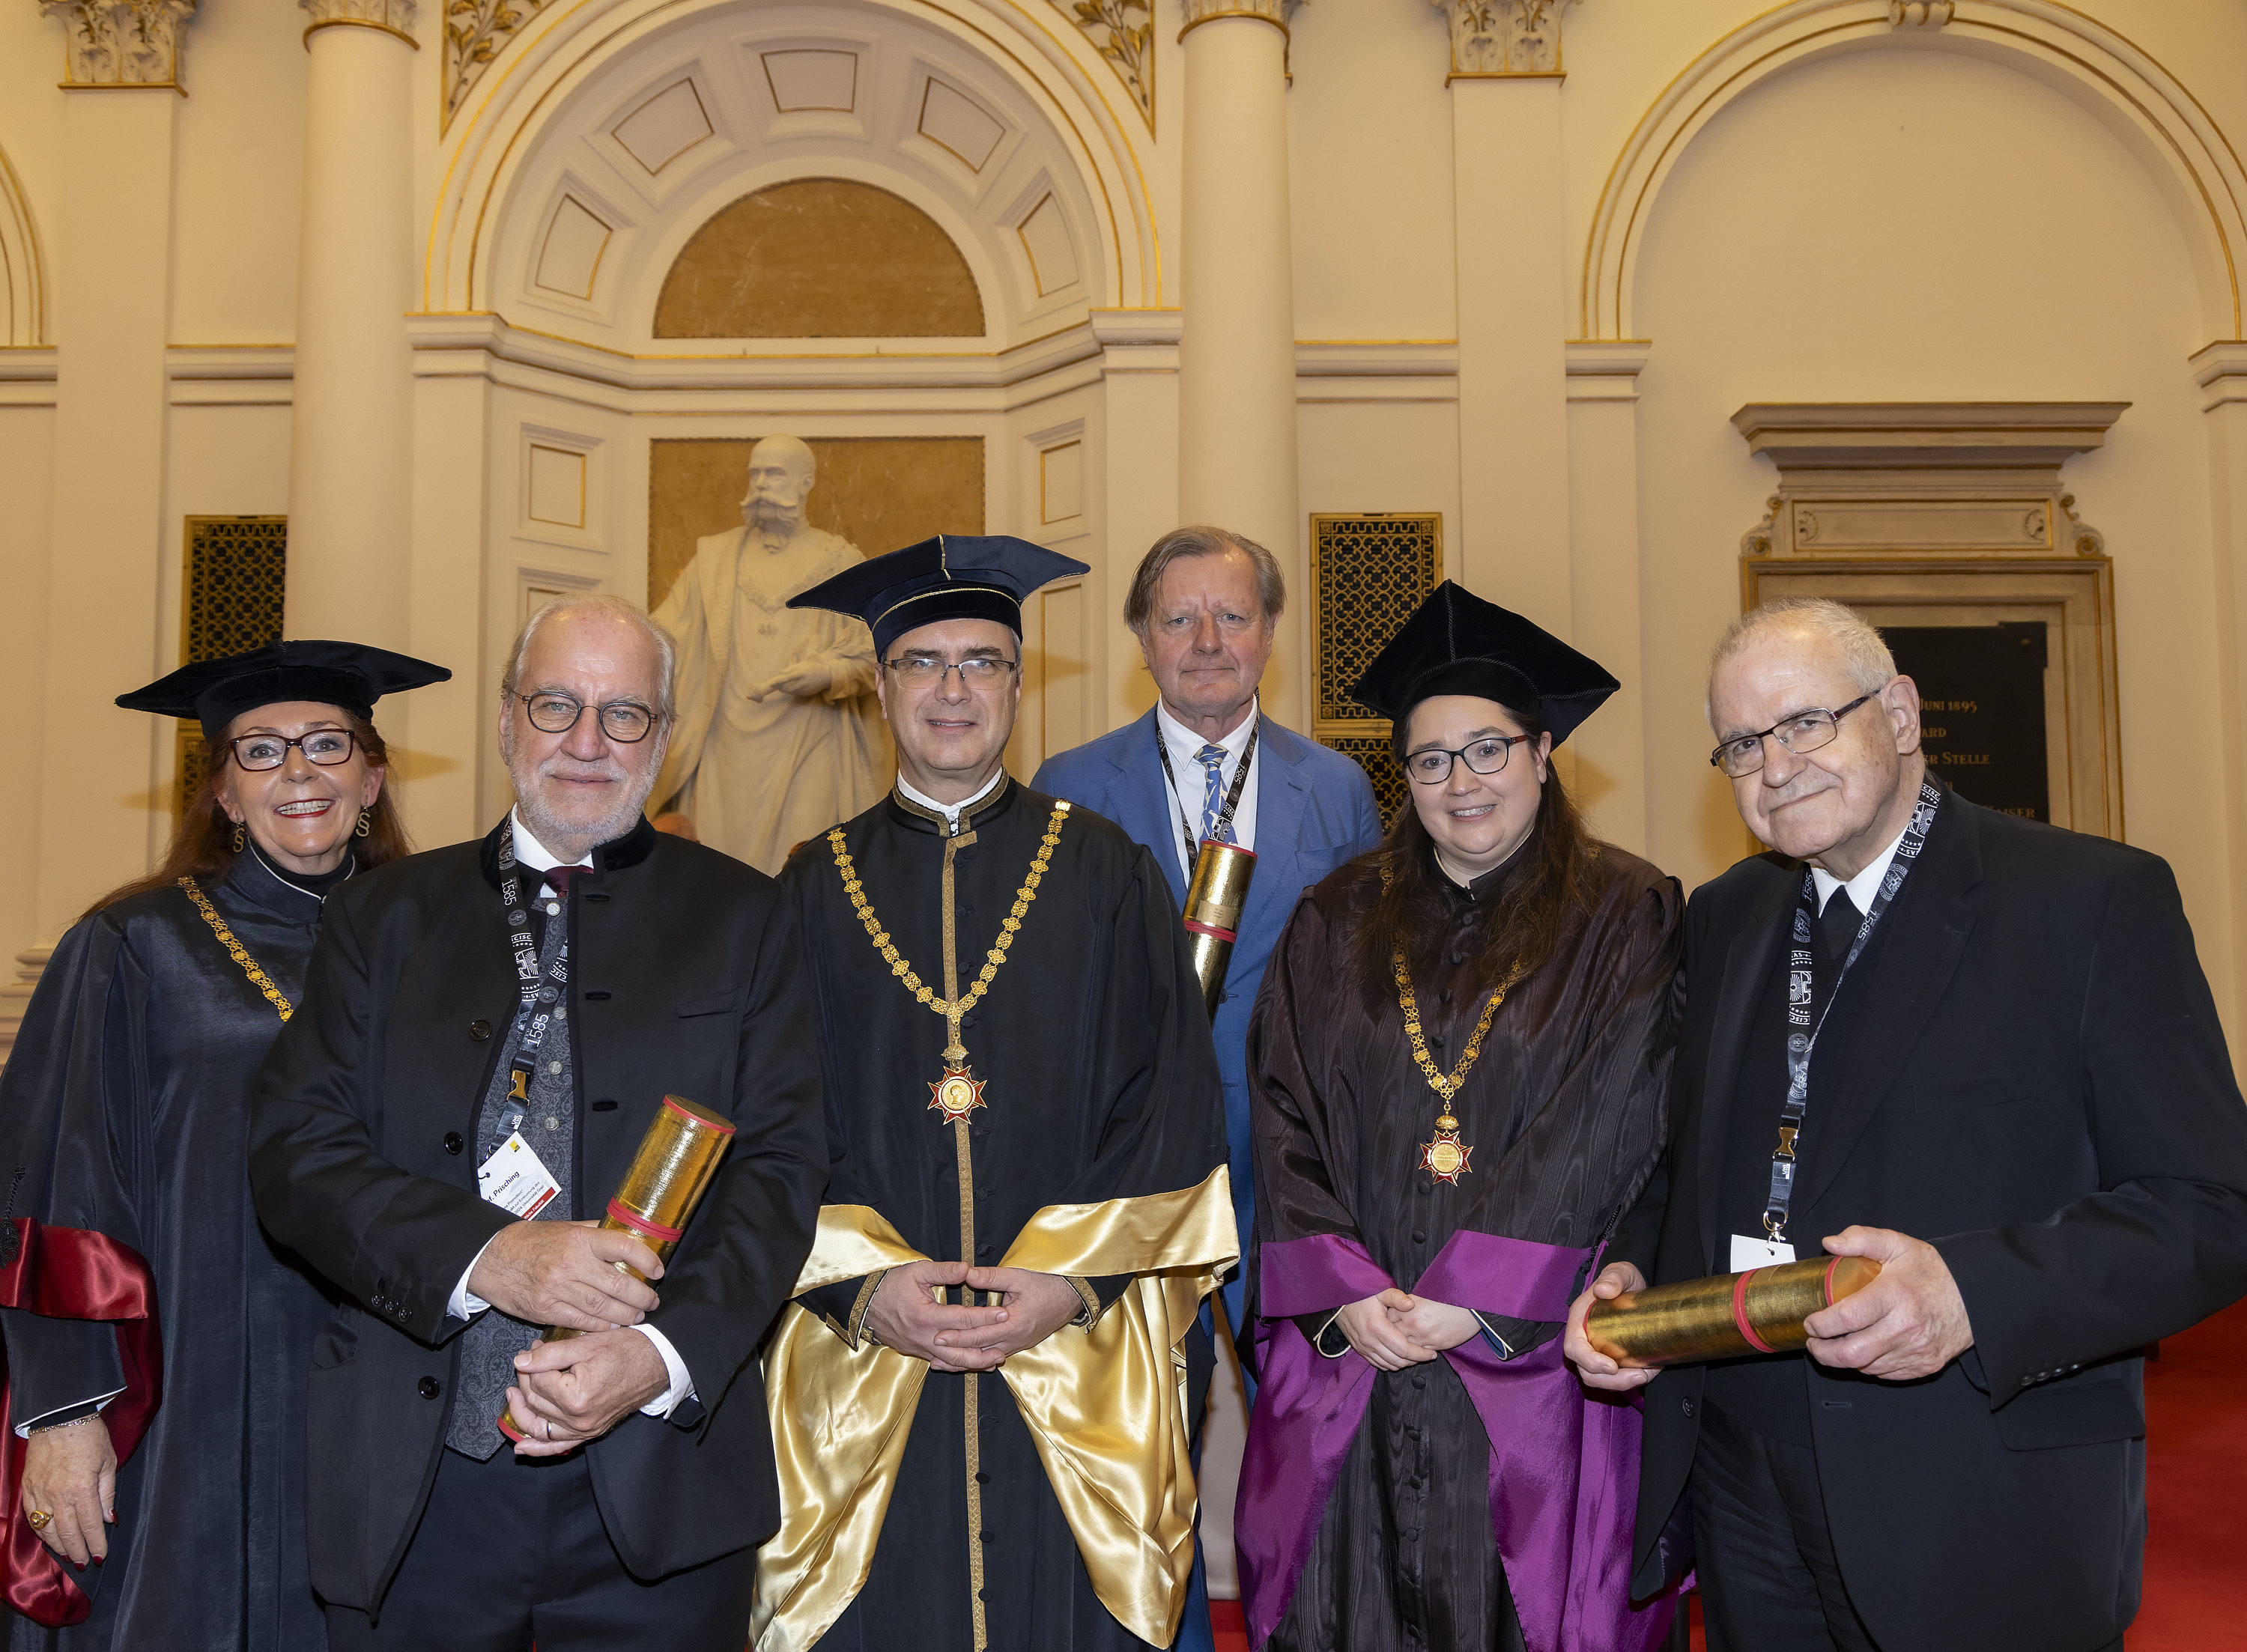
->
[918, 77, 1005, 171]
[527, 445, 587, 529]
[611, 79, 713, 177]
[761, 49, 858, 113]
[652, 179, 985, 338]
[1015, 194, 1079, 297]
[535, 195, 613, 301]
[649, 437, 986, 610]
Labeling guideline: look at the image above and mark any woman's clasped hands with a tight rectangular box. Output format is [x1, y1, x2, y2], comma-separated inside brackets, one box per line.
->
[1335, 1288, 1482, 1370]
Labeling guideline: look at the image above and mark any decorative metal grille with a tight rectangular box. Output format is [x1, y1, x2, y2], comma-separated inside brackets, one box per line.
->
[1321, 732, 1410, 828]
[178, 517, 287, 816]
[1309, 513, 1442, 826]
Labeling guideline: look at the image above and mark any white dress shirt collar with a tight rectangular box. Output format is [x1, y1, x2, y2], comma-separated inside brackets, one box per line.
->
[1810, 820, 1909, 916]
[1155, 695, 1258, 768]
[1153, 696, 1262, 874]
[509, 808, 592, 874]
[895, 767, 1006, 833]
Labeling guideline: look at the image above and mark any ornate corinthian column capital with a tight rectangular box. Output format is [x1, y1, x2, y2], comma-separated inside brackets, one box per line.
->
[1179, 0, 1303, 40]
[298, 0, 418, 50]
[1430, 0, 1580, 78]
[40, 0, 196, 88]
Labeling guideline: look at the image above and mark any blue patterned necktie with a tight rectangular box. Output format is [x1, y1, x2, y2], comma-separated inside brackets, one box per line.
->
[1196, 744, 1235, 843]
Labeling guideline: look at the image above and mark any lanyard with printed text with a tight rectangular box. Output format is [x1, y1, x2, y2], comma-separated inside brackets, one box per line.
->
[491, 830, 576, 1129]
[1764, 780, 1942, 1241]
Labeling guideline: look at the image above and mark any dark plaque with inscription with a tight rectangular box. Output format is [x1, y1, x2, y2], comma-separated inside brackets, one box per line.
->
[1881, 623, 2050, 821]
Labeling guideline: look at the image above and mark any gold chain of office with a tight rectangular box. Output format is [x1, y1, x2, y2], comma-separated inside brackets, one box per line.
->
[179, 876, 294, 1021]
[828, 801, 1070, 1120]
[1383, 863, 1523, 1183]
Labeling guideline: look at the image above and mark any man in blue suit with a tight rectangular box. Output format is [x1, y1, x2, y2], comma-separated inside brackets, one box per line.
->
[1034, 524, 1383, 1349]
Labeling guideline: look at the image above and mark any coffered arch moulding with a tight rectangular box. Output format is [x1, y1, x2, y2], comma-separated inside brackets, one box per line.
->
[424, 0, 1158, 335]
[0, 142, 46, 347]
[1582, 0, 2247, 344]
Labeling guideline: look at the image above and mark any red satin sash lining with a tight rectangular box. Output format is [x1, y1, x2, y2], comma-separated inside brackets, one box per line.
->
[0, 1220, 164, 1627]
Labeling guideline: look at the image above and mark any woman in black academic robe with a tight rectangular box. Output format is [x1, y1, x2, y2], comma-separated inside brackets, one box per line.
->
[1235, 586, 1685, 1652]
[0, 642, 446, 1651]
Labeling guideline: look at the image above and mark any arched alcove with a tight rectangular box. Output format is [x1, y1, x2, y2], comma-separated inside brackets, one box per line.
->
[1581, 1, 2247, 344]
[1625, 40, 2227, 908]
[0, 143, 46, 346]
[652, 177, 984, 338]
[437, 0, 1147, 350]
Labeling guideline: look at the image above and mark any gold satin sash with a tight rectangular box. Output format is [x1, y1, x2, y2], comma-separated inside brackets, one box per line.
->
[754, 1167, 1237, 1651]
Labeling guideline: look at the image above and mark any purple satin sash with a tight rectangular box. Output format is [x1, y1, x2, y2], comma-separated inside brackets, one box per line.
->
[1236, 1230, 1674, 1652]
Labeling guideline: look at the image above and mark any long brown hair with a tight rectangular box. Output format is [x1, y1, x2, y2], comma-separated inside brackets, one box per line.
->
[85, 710, 413, 918]
[1341, 696, 1601, 1002]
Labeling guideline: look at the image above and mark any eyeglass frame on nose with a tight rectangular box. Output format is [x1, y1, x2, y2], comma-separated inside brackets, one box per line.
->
[1708, 691, 1879, 778]
[880, 655, 1022, 687]
[220, 729, 362, 771]
[1402, 733, 1535, 786]
[510, 690, 662, 743]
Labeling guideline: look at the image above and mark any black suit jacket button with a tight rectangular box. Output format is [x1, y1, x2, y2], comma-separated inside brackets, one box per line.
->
[418, 1376, 441, 1400]
[469, 1019, 492, 1041]
[443, 1132, 465, 1156]
[1682, 1399, 1695, 1418]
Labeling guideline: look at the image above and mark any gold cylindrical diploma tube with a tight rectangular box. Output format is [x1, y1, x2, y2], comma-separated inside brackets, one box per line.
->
[1583, 1255, 1882, 1369]
[1183, 839, 1258, 1019]
[497, 1093, 736, 1443]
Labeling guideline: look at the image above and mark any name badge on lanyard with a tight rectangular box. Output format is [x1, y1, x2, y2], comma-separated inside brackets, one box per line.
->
[1759, 781, 1941, 1247]
[482, 830, 577, 1175]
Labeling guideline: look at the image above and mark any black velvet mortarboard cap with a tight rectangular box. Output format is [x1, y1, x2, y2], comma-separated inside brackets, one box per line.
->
[117, 640, 453, 744]
[787, 534, 1092, 655]
[1353, 581, 1619, 748]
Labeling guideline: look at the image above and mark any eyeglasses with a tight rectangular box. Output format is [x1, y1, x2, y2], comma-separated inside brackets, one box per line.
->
[515, 691, 661, 743]
[1708, 693, 1878, 778]
[222, 729, 360, 771]
[882, 656, 1020, 687]
[1403, 734, 1533, 786]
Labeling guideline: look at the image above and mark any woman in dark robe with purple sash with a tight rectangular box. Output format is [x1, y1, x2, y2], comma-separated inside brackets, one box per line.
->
[1234, 584, 1685, 1652]
[0, 643, 446, 1650]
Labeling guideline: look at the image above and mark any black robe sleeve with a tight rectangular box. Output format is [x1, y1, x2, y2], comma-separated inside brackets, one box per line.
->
[249, 889, 512, 1348]
[0, 913, 143, 1425]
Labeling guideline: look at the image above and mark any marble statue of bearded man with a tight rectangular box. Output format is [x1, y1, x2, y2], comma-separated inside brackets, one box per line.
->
[652, 436, 891, 873]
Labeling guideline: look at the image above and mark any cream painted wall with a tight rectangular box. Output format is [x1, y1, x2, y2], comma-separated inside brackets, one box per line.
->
[1287, 0, 1458, 343]
[171, 0, 308, 344]
[1631, 44, 2234, 1018]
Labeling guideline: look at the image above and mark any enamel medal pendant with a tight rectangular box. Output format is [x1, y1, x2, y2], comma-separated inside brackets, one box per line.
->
[1418, 1112, 1473, 1185]
[928, 1065, 988, 1123]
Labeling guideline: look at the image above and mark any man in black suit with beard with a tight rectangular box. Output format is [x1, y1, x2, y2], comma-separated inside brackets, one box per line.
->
[1564, 597, 2247, 1652]
[251, 595, 827, 1650]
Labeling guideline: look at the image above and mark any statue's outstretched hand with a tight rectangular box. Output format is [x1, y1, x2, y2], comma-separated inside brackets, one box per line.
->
[748, 662, 834, 701]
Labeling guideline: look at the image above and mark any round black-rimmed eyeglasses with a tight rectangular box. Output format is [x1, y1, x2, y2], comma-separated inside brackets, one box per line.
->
[515, 691, 660, 743]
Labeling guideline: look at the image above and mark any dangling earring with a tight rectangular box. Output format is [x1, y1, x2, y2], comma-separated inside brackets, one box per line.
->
[231, 823, 246, 853]
[354, 809, 372, 839]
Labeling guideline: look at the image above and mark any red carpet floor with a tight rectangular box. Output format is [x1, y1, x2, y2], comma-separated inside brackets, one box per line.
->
[1219, 1298, 2247, 1651]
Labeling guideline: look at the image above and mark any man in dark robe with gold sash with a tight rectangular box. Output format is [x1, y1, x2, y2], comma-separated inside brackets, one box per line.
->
[760, 536, 1234, 1652]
